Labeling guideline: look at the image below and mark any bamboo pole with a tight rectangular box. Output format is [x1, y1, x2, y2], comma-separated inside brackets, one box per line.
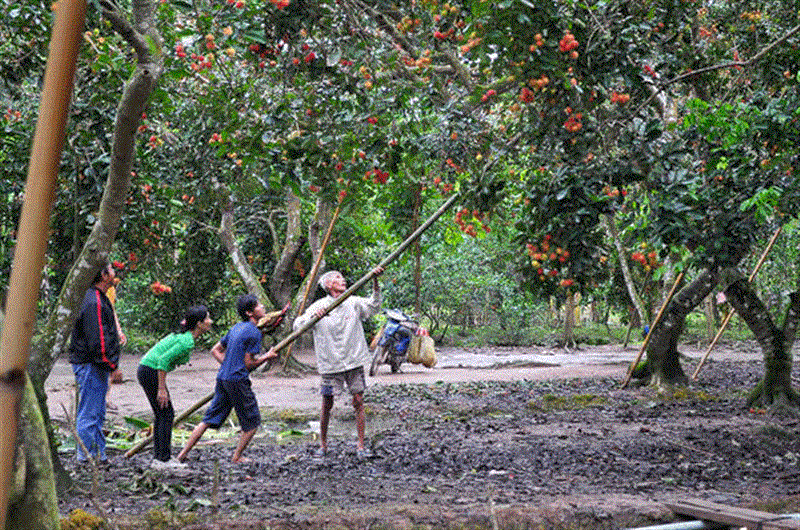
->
[691, 226, 783, 380]
[279, 189, 347, 371]
[0, 1, 86, 524]
[621, 271, 685, 388]
[125, 192, 461, 457]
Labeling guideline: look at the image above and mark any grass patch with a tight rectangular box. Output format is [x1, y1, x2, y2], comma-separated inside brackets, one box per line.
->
[528, 393, 607, 411]
[659, 387, 715, 402]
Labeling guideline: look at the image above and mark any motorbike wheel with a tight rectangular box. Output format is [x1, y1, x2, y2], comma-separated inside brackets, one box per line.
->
[369, 346, 387, 376]
[390, 358, 401, 373]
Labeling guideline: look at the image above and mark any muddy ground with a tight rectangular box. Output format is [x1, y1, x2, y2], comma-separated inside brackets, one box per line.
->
[52, 341, 800, 529]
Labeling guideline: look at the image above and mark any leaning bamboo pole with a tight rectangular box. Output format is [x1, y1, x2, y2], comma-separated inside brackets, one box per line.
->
[691, 226, 782, 380]
[126, 192, 461, 457]
[0, 1, 86, 524]
[621, 271, 685, 388]
[279, 189, 347, 371]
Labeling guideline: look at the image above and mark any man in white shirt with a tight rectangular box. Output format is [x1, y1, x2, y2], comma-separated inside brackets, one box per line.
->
[293, 266, 384, 459]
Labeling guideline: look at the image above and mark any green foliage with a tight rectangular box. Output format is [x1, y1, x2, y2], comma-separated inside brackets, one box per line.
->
[2, 0, 799, 344]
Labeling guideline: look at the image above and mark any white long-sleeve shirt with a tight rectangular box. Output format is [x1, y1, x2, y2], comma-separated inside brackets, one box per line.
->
[293, 290, 381, 375]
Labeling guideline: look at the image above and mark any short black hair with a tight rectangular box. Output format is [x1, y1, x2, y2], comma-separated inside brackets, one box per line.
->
[237, 294, 258, 321]
[92, 262, 110, 284]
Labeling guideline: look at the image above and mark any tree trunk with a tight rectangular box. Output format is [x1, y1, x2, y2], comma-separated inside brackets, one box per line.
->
[21, 0, 163, 498]
[643, 271, 716, 388]
[7, 375, 59, 530]
[703, 294, 715, 343]
[270, 191, 308, 308]
[219, 205, 269, 302]
[563, 289, 576, 349]
[602, 214, 648, 329]
[722, 268, 800, 409]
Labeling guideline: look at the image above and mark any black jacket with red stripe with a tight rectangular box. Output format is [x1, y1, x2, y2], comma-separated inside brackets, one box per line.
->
[68, 286, 120, 371]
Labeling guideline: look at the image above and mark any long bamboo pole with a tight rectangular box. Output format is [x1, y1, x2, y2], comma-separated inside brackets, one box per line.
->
[279, 191, 346, 371]
[691, 226, 783, 380]
[0, 1, 86, 524]
[126, 192, 461, 457]
[621, 271, 685, 388]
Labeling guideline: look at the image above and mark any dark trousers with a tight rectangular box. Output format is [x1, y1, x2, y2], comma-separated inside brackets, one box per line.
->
[137, 364, 175, 462]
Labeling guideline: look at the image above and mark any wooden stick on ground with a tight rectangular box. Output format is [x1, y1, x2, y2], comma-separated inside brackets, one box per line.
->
[125, 192, 461, 457]
[621, 271, 685, 389]
[691, 226, 783, 380]
[0, 1, 86, 523]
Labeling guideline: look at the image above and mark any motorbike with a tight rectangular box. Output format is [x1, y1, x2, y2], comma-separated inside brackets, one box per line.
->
[369, 309, 419, 376]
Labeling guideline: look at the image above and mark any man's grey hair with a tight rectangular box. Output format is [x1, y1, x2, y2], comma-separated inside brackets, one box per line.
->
[318, 270, 342, 293]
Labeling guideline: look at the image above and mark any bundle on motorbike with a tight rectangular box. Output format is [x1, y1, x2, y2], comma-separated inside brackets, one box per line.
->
[369, 309, 418, 376]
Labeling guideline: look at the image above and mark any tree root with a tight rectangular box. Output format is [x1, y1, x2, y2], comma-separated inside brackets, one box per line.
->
[746, 379, 800, 415]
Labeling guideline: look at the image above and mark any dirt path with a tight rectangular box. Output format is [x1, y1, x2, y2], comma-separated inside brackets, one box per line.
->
[46, 342, 762, 422]
[54, 340, 800, 530]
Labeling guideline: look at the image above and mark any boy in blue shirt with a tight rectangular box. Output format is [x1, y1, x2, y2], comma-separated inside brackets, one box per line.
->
[177, 294, 276, 463]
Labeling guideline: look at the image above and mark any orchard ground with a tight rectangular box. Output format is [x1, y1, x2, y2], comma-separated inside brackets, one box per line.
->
[48, 340, 800, 529]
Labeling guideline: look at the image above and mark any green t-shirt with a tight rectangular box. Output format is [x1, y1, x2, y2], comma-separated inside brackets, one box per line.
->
[139, 332, 194, 372]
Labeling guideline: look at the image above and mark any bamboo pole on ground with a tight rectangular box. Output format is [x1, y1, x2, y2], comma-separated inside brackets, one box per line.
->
[691, 226, 782, 380]
[126, 192, 461, 457]
[621, 271, 685, 388]
[0, 1, 85, 524]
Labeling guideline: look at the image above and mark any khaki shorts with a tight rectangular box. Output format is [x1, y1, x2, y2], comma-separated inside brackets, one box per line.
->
[320, 366, 366, 396]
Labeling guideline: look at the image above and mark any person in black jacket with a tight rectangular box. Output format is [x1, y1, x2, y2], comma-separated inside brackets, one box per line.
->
[69, 262, 121, 462]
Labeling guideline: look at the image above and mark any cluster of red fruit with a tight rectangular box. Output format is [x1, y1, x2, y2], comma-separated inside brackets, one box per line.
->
[150, 281, 172, 295]
[225, 0, 245, 7]
[480, 89, 497, 103]
[432, 176, 454, 194]
[267, 0, 289, 8]
[445, 158, 463, 173]
[642, 64, 657, 78]
[528, 33, 545, 52]
[147, 135, 162, 149]
[136, 113, 149, 134]
[396, 16, 422, 34]
[631, 249, 659, 271]
[364, 167, 389, 184]
[527, 75, 550, 90]
[3, 108, 22, 122]
[610, 91, 630, 104]
[602, 185, 627, 198]
[366, 116, 378, 125]
[519, 87, 535, 103]
[174, 45, 212, 69]
[177, 48, 212, 71]
[559, 31, 579, 59]
[454, 208, 490, 237]
[526, 235, 574, 286]
[563, 107, 583, 133]
[402, 54, 432, 68]
[433, 28, 456, 40]
[460, 36, 482, 55]
[208, 132, 222, 144]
